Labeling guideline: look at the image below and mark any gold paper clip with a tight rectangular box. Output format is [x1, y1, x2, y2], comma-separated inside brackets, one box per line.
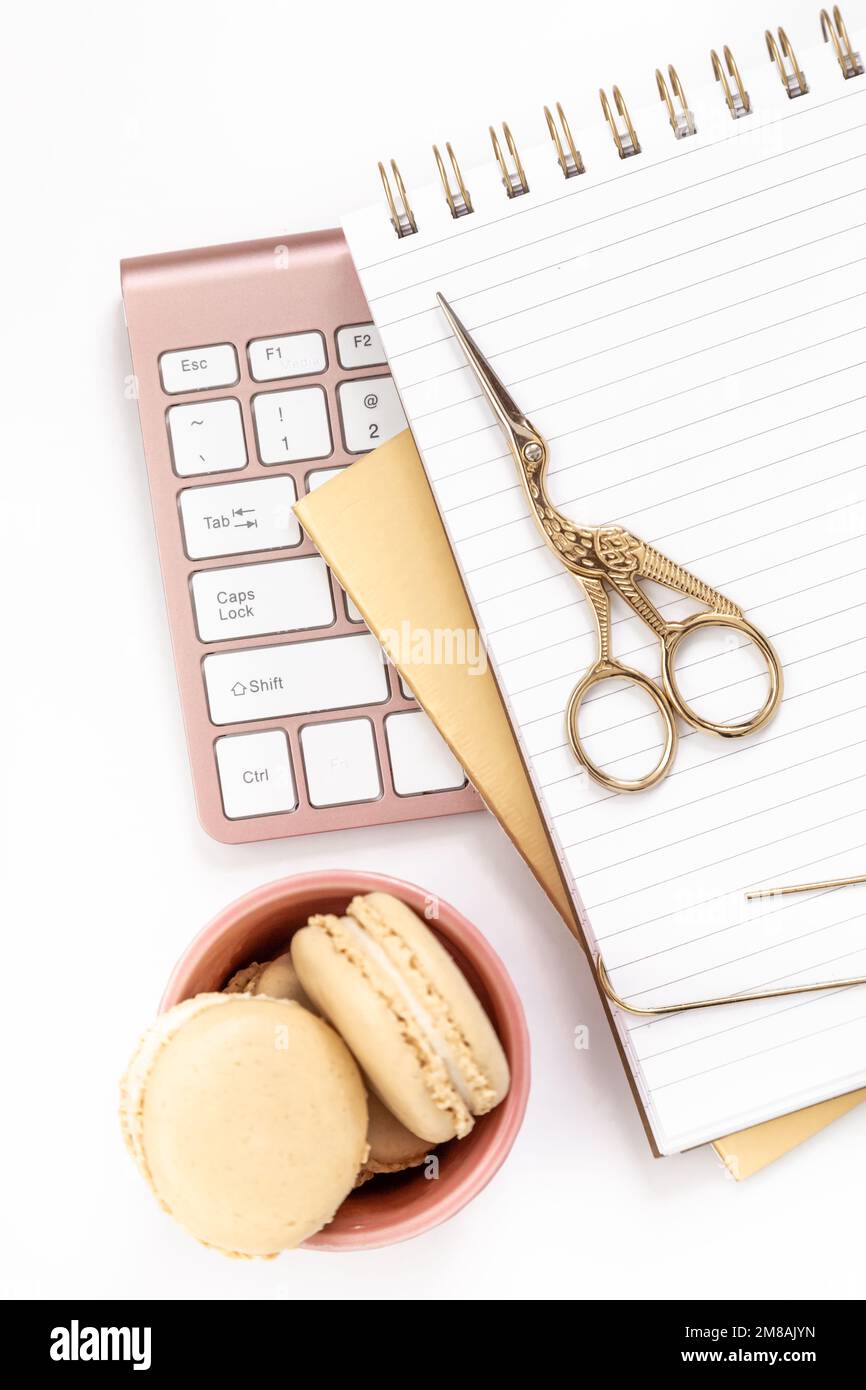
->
[596, 955, 866, 1016]
[378, 159, 417, 238]
[746, 873, 866, 900]
[544, 102, 585, 178]
[711, 46, 752, 118]
[599, 86, 641, 157]
[433, 142, 473, 218]
[599, 873, 866, 1013]
[656, 65, 696, 139]
[766, 26, 809, 97]
[820, 6, 864, 79]
[489, 122, 529, 197]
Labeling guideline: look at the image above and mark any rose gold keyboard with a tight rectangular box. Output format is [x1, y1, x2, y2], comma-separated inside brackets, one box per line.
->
[121, 228, 480, 842]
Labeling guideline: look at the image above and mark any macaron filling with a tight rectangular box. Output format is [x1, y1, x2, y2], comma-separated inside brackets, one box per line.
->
[347, 896, 502, 1116]
[310, 909, 499, 1137]
[340, 915, 477, 1109]
[316, 915, 474, 1135]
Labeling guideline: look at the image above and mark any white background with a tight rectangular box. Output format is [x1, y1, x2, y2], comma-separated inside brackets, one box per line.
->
[2, 0, 864, 1301]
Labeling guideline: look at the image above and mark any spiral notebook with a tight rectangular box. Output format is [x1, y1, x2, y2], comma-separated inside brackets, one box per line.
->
[342, 17, 866, 1154]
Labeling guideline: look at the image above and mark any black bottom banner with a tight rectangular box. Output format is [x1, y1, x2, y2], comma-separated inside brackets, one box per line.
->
[3, 1298, 859, 1371]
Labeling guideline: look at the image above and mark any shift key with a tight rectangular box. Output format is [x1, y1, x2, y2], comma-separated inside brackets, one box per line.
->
[203, 633, 389, 725]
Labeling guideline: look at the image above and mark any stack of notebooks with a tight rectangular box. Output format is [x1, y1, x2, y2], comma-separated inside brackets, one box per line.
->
[298, 16, 866, 1172]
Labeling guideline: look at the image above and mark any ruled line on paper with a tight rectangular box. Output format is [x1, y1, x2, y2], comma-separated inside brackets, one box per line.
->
[407, 258, 866, 403]
[651, 1006, 866, 1093]
[583, 763, 866, 889]
[622, 922, 866, 1034]
[594, 806, 866, 939]
[526, 635, 866, 757]
[343, 73, 866, 1152]
[376, 190, 866, 334]
[430, 355, 866, 497]
[560, 689, 865, 812]
[640, 988, 851, 1060]
[636, 939, 866, 1048]
[570, 738, 866, 880]
[397, 230, 866, 383]
[555, 690, 866, 822]
[618, 895, 866, 983]
[493, 526, 866, 659]
[463, 459, 865, 578]
[435, 359, 866, 489]
[456, 427, 866, 549]
[587, 791, 865, 910]
[508, 592, 866, 713]
[422, 324, 866, 457]
[387, 225, 866, 373]
[480, 451, 864, 615]
[621, 934, 866, 1052]
[540, 688, 866, 799]
[411, 285, 866, 426]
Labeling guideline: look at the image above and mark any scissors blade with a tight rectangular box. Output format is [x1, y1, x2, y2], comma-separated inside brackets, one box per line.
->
[436, 293, 541, 450]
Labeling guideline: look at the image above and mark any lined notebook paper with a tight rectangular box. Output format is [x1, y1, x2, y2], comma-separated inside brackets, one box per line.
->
[343, 47, 866, 1153]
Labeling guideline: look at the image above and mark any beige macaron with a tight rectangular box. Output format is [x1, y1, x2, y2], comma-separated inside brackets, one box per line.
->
[119, 993, 368, 1257]
[224, 951, 311, 1007]
[291, 892, 510, 1145]
[224, 951, 426, 1181]
[356, 1093, 430, 1186]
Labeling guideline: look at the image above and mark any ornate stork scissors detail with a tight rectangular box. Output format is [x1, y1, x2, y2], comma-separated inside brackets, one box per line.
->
[437, 293, 783, 793]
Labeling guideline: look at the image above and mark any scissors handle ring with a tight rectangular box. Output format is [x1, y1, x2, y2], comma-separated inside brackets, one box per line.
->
[566, 659, 678, 793]
[661, 612, 783, 738]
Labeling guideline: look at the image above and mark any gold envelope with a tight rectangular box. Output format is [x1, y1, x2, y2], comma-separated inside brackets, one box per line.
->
[295, 429, 865, 1178]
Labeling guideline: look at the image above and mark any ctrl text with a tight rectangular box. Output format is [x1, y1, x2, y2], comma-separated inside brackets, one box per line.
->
[243, 767, 269, 784]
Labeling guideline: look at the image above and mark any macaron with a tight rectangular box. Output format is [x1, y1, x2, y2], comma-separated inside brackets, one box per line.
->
[291, 892, 510, 1144]
[119, 992, 368, 1257]
[224, 951, 311, 1007]
[357, 1093, 430, 1185]
[224, 950, 428, 1181]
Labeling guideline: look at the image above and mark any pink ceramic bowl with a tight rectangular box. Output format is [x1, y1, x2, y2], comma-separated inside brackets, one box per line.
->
[161, 870, 530, 1252]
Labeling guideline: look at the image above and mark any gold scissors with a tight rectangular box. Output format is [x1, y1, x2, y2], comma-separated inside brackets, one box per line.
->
[437, 293, 783, 793]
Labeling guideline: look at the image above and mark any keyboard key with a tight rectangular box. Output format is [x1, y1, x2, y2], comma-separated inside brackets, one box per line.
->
[343, 590, 363, 623]
[337, 377, 406, 453]
[305, 466, 345, 492]
[215, 729, 297, 818]
[248, 331, 327, 382]
[300, 718, 381, 806]
[253, 386, 332, 464]
[335, 323, 386, 369]
[203, 632, 388, 725]
[191, 555, 334, 642]
[168, 399, 247, 477]
[179, 476, 300, 559]
[385, 710, 467, 794]
[160, 343, 239, 394]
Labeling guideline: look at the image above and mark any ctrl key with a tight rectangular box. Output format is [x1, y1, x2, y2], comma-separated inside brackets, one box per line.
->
[214, 729, 297, 819]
